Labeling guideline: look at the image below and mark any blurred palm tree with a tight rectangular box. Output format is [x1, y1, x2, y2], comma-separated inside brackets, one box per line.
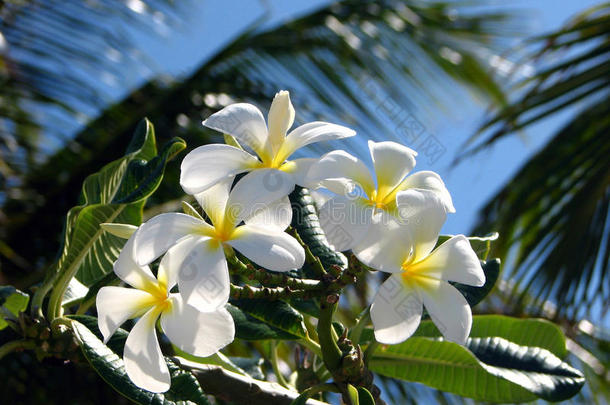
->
[465, 4, 610, 401]
[466, 2, 609, 333]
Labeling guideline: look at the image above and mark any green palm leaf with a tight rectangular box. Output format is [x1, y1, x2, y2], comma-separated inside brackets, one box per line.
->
[467, 4, 610, 321]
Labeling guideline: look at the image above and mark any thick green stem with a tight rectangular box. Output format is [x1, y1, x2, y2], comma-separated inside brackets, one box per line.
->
[349, 306, 371, 345]
[292, 383, 340, 404]
[299, 336, 323, 358]
[227, 255, 321, 290]
[46, 270, 73, 320]
[230, 284, 325, 300]
[30, 272, 58, 318]
[0, 339, 35, 360]
[271, 341, 290, 388]
[317, 297, 343, 373]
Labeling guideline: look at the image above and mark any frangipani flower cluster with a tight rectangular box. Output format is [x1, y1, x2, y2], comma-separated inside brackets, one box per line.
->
[96, 90, 484, 393]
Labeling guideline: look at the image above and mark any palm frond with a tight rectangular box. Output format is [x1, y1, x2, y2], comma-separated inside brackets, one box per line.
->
[468, 4, 610, 321]
[0, 0, 191, 191]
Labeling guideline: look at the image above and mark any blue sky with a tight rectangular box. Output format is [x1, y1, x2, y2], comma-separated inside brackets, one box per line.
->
[124, 0, 602, 234]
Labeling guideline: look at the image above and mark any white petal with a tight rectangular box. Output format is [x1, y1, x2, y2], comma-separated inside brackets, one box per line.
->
[369, 140, 417, 196]
[175, 237, 230, 311]
[156, 235, 205, 291]
[228, 224, 305, 271]
[267, 90, 294, 153]
[202, 103, 272, 160]
[123, 308, 170, 393]
[279, 157, 318, 187]
[410, 235, 485, 287]
[113, 231, 158, 290]
[317, 196, 372, 252]
[96, 286, 155, 343]
[194, 177, 232, 228]
[180, 144, 259, 195]
[352, 213, 409, 273]
[225, 169, 295, 226]
[398, 171, 455, 213]
[306, 150, 375, 198]
[161, 295, 235, 357]
[278, 122, 356, 162]
[395, 189, 447, 262]
[245, 196, 292, 231]
[420, 281, 472, 345]
[134, 213, 208, 266]
[371, 274, 423, 344]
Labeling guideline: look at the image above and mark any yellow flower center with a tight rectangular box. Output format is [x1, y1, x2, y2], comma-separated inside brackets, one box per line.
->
[364, 190, 386, 209]
[136, 280, 172, 316]
[400, 257, 440, 291]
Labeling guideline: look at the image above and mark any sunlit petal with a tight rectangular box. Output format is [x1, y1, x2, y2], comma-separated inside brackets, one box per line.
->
[371, 274, 423, 344]
[395, 189, 447, 262]
[113, 231, 158, 290]
[352, 213, 409, 273]
[228, 224, 305, 271]
[369, 140, 416, 197]
[194, 177, 233, 228]
[180, 144, 259, 195]
[174, 237, 230, 311]
[225, 169, 295, 226]
[279, 157, 317, 187]
[134, 213, 208, 266]
[123, 308, 170, 393]
[202, 103, 272, 160]
[420, 281, 472, 345]
[96, 286, 155, 343]
[245, 196, 292, 231]
[161, 295, 235, 357]
[396, 170, 455, 213]
[307, 150, 375, 198]
[267, 90, 294, 153]
[278, 122, 356, 162]
[318, 196, 372, 252]
[410, 235, 485, 286]
[156, 234, 205, 291]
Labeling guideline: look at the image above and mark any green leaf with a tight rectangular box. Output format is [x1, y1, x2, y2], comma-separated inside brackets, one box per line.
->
[227, 300, 307, 340]
[469, 315, 567, 358]
[413, 315, 568, 357]
[452, 258, 500, 308]
[68, 314, 128, 355]
[181, 201, 204, 220]
[370, 336, 584, 402]
[62, 278, 90, 307]
[0, 286, 29, 330]
[436, 233, 499, 261]
[357, 387, 375, 405]
[347, 384, 359, 405]
[52, 119, 185, 292]
[289, 187, 347, 272]
[71, 318, 210, 405]
[361, 315, 568, 358]
[174, 349, 247, 376]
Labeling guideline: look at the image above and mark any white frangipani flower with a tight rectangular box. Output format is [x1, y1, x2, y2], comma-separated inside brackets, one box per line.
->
[307, 140, 454, 252]
[133, 170, 305, 310]
[180, 90, 355, 200]
[357, 190, 484, 345]
[96, 231, 235, 393]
